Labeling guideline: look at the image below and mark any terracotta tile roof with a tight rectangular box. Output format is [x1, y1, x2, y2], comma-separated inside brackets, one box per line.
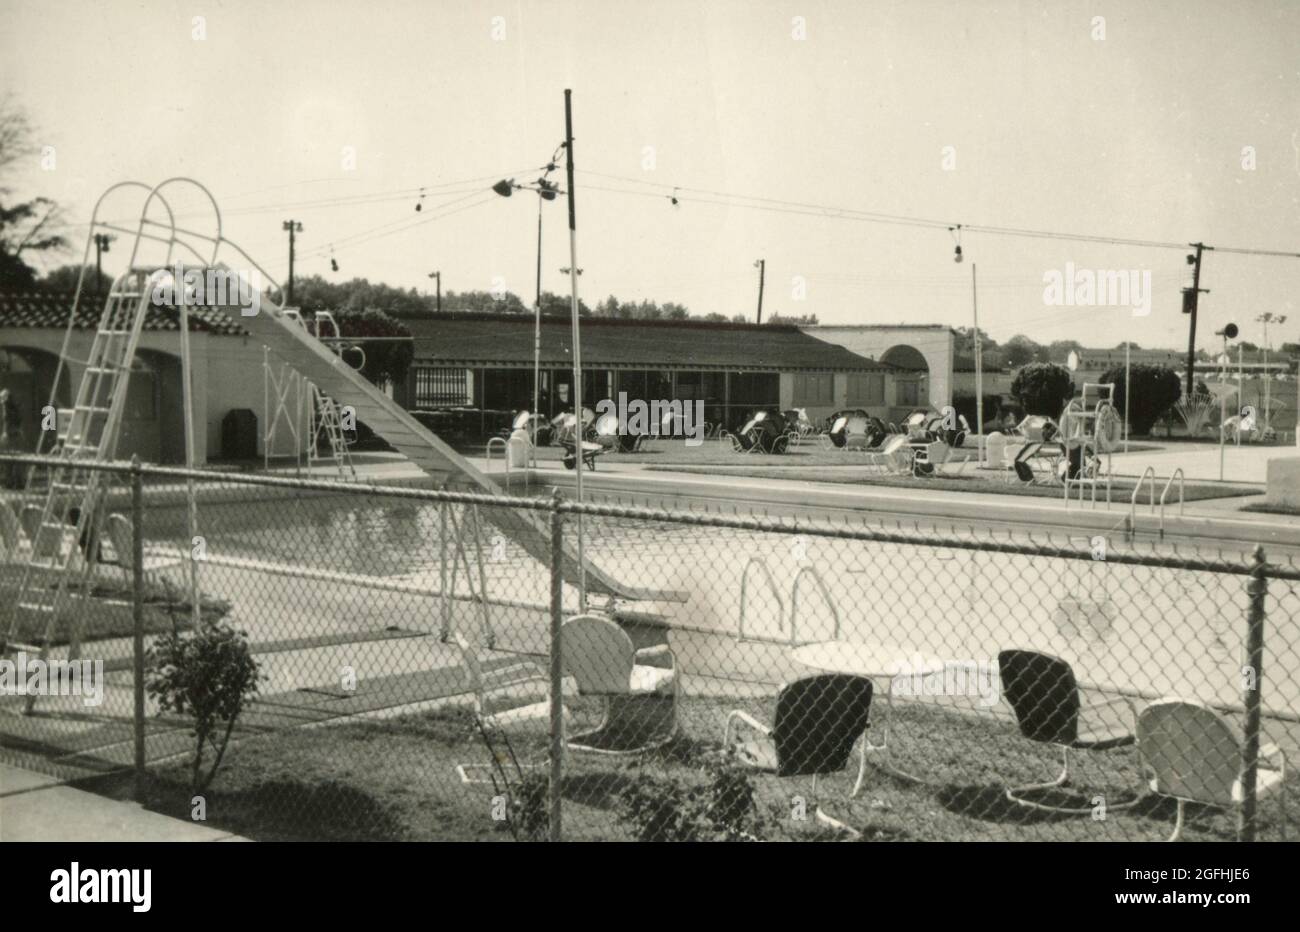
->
[0, 290, 246, 336]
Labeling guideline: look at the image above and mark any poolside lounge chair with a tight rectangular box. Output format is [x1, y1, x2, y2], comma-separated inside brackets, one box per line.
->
[453, 633, 568, 785]
[1137, 698, 1288, 841]
[723, 674, 874, 836]
[103, 513, 184, 581]
[998, 649, 1140, 813]
[0, 504, 20, 555]
[560, 613, 678, 755]
[19, 504, 60, 560]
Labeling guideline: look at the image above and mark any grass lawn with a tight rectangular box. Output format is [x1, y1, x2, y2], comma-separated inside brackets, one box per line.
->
[645, 464, 1262, 504]
[74, 694, 1296, 842]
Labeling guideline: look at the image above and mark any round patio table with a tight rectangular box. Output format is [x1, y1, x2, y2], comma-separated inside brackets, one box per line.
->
[790, 640, 947, 792]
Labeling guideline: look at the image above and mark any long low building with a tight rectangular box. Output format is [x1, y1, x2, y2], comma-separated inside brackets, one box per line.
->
[391, 311, 931, 430]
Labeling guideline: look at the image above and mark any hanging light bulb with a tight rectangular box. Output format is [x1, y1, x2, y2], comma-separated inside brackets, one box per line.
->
[414, 187, 426, 212]
[950, 225, 964, 263]
[491, 179, 515, 198]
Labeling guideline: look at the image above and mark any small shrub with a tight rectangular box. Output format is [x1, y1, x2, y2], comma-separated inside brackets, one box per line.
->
[145, 619, 262, 795]
[615, 762, 765, 841]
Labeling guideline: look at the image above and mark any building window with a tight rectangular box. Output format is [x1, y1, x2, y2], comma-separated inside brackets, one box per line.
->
[847, 373, 885, 405]
[414, 367, 470, 407]
[793, 372, 834, 405]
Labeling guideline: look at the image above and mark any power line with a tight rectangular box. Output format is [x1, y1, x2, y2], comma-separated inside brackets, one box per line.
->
[575, 168, 1300, 258]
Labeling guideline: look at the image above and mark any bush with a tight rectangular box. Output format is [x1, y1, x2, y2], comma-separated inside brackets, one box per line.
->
[1100, 364, 1183, 436]
[615, 763, 765, 841]
[1009, 363, 1075, 417]
[146, 619, 263, 794]
[951, 391, 1001, 430]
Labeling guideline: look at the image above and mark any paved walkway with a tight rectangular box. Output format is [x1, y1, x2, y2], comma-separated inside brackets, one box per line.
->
[0, 764, 248, 841]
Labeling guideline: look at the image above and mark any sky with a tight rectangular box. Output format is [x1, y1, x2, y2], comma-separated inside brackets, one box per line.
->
[3, 0, 1298, 352]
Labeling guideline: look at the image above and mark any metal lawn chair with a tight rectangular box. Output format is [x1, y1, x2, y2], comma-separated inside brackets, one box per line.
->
[1137, 698, 1287, 841]
[453, 633, 568, 784]
[998, 649, 1140, 813]
[560, 613, 678, 755]
[103, 513, 184, 582]
[723, 674, 874, 836]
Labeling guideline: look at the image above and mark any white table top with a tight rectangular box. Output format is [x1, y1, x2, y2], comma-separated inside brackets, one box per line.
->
[790, 641, 948, 679]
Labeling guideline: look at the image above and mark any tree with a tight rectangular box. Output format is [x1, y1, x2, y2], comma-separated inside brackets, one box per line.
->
[332, 307, 413, 387]
[0, 98, 65, 287]
[40, 263, 112, 294]
[1010, 362, 1074, 416]
[764, 312, 819, 326]
[1003, 335, 1044, 368]
[1100, 363, 1181, 436]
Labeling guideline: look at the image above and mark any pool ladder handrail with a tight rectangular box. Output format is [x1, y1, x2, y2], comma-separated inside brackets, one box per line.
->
[1127, 466, 1157, 538]
[1158, 468, 1185, 539]
[790, 564, 842, 644]
[738, 556, 785, 642]
[484, 436, 511, 493]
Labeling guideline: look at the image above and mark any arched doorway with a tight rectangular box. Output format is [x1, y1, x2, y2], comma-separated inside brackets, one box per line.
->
[0, 346, 69, 453]
[118, 350, 185, 465]
[880, 344, 930, 421]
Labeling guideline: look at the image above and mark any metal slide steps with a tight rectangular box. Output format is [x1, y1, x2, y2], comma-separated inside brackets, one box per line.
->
[2, 271, 152, 699]
[205, 269, 680, 603]
[310, 386, 357, 481]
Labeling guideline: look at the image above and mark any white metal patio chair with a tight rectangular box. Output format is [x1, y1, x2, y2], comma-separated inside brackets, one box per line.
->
[560, 613, 679, 755]
[723, 674, 874, 837]
[452, 633, 569, 785]
[1137, 698, 1288, 841]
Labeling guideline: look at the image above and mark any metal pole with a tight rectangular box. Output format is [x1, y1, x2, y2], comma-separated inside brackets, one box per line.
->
[972, 263, 982, 464]
[564, 88, 586, 609]
[1185, 242, 1204, 397]
[1124, 341, 1131, 454]
[131, 455, 146, 802]
[177, 300, 201, 626]
[1238, 343, 1244, 447]
[548, 489, 565, 842]
[438, 500, 450, 640]
[533, 200, 543, 467]
[1238, 545, 1267, 841]
[755, 259, 766, 324]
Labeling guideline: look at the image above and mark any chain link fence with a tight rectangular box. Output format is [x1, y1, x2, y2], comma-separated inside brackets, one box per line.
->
[1, 452, 1296, 841]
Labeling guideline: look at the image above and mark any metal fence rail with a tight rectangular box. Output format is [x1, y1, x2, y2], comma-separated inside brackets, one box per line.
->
[0, 452, 1295, 842]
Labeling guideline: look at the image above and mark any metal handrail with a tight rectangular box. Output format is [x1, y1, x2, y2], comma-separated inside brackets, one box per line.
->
[484, 437, 511, 492]
[738, 556, 785, 642]
[1128, 466, 1157, 538]
[1158, 468, 1186, 539]
[790, 564, 841, 644]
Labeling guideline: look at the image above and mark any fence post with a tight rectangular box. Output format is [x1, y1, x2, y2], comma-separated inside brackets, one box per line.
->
[130, 455, 146, 802]
[1238, 544, 1267, 842]
[548, 489, 565, 842]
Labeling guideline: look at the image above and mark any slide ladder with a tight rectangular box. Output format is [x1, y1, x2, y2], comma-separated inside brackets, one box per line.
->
[310, 385, 357, 481]
[2, 270, 152, 703]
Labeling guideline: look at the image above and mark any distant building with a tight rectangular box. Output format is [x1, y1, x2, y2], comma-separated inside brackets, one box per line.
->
[392, 312, 926, 428]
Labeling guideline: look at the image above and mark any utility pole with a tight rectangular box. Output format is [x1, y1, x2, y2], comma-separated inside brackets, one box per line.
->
[564, 88, 586, 610]
[1182, 242, 1208, 396]
[428, 271, 441, 313]
[93, 233, 113, 301]
[282, 220, 303, 306]
[754, 259, 766, 324]
[971, 263, 982, 461]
